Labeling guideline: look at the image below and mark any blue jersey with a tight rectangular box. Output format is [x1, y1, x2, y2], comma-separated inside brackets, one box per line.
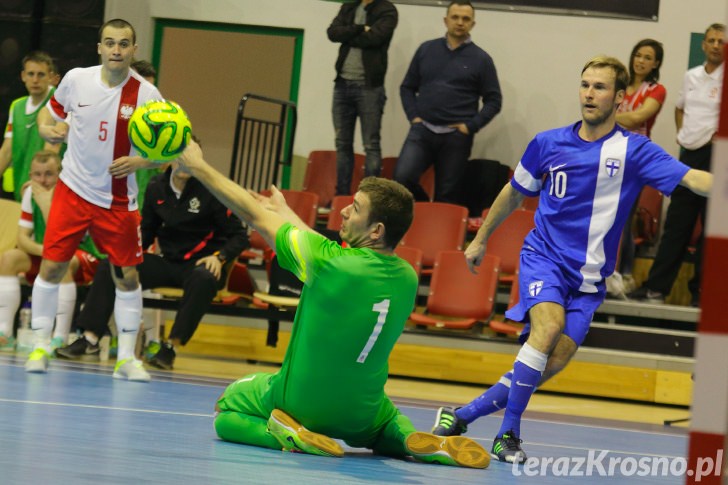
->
[511, 122, 689, 293]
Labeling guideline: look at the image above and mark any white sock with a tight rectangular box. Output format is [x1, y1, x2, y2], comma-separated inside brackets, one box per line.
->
[142, 311, 157, 343]
[0, 276, 20, 336]
[114, 286, 142, 362]
[31, 276, 59, 352]
[144, 326, 157, 344]
[83, 331, 99, 346]
[53, 282, 76, 343]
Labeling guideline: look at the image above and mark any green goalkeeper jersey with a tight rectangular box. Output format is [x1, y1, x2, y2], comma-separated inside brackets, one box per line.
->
[271, 223, 418, 443]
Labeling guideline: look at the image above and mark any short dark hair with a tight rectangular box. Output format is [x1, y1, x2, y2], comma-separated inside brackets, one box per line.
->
[99, 18, 136, 45]
[131, 59, 156, 79]
[22, 51, 55, 73]
[628, 39, 664, 84]
[358, 177, 414, 249]
[705, 23, 726, 37]
[447, 0, 474, 14]
[582, 56, 629, 93]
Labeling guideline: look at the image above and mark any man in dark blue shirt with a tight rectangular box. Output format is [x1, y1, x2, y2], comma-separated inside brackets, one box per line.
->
[394, 0, 502, 204]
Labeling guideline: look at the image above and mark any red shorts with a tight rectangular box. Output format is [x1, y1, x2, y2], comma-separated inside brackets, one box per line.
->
[42, 180, 142, 267]
[25, 250, 100, 285]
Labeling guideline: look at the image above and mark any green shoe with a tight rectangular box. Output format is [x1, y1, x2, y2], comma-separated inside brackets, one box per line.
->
[432, 406, 467, 436]
[406, 432, 490, 469]
[267, 409, 344, 457]
[491, 430, 527, 464]
[50, 337, 65, 354]
[25, 348, 50, 373]
[144, 340, 160, 361]
[109, 336, 118, 359]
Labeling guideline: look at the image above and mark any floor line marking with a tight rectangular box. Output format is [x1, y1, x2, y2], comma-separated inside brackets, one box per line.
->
[0, 397, 213, 418]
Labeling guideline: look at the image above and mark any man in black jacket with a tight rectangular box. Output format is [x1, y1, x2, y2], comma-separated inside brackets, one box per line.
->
[57, 162, 248, 371]
[327, 0, 397, 196]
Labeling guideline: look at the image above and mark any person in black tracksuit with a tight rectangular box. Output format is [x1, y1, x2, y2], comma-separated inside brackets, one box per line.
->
[57, 163, 248, 369]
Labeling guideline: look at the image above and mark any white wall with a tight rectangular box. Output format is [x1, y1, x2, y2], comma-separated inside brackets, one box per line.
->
[107, 0, 727, 167]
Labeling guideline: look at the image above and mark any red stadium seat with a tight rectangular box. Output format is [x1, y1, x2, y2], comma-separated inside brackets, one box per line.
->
[633, 186, 663, 247]
[350, 153, 366, 194]
[521, 196, 539, 211]
[410, 251, 500, 331]
[381, 156, 398, 179]
[420, 165, 435, 201]
[488, 271, 524, 336]
[302, 150, 336, 209]
[482, 208, 535, 284]
[399, 202, 469, 276]
[394, 245, 424, 279]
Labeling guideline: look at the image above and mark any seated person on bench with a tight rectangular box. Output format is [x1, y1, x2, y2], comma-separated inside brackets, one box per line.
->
[0, 150, 99, 352]
[56, 159, 248, 369]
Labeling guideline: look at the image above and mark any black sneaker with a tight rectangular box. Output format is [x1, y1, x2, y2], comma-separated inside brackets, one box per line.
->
[432, 406, 468, 436]
[56, 336, 100, 361]
[491, 430, 527, 464]
[147, 341, 175, 370]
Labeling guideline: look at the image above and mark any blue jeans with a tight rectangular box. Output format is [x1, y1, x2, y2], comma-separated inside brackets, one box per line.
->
[393, 123, 473, 204]
[332, 80, 386, 195]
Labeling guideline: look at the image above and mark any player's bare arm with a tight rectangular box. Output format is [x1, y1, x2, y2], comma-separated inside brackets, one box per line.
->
[465, 183, 524, 273]
[615, 97, 662, 130]
[36, 107, 68, 144]
[16, 226, 43, 257]
[177, 140, 285, 250]
[674, 106, 684, 133]
[109, 155, 157, 178]
[679, 169, 713, 197]
[252, 186, 317, 234]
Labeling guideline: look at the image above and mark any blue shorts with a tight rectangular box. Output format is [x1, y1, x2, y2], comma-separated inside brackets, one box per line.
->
[505, 250, 605, 346]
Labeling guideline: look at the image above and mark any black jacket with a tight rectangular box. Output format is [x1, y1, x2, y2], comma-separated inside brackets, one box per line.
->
[327, 0, 398, 87]
[141, 168, 248, 263]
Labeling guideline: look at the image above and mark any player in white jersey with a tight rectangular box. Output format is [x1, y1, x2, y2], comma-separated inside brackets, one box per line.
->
[29, 19, 161, 380]
[430, 56, 713, 463]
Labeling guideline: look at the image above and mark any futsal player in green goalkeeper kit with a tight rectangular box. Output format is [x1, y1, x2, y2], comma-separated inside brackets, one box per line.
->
[176, 140, 489, 469]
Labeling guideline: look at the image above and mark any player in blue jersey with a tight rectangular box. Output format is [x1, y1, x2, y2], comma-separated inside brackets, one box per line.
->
[430, 56, 713, 464]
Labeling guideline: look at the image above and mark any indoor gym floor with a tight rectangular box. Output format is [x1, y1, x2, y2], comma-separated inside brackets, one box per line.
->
[0, 353, 690, 484]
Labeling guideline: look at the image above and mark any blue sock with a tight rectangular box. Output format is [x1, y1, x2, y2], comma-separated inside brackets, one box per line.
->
[456, 370, 512, 423]
[498, 344, 547, 438]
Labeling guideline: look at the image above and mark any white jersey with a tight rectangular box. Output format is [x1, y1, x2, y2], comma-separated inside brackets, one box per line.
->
[47, 66, 162, 210]
[19, 187, 35, 231]
[675, 63, 723, 150]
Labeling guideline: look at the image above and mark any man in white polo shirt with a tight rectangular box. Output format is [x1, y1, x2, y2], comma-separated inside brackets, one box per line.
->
[629, 23, 724, 307]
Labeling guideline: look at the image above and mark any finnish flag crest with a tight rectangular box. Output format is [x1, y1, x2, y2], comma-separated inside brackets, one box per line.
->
[605, 158, 621, 177]
[529, 280, 544, 297]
